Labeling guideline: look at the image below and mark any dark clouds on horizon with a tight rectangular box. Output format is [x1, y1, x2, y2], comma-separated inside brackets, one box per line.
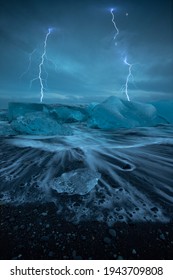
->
[0, 0, 172, 107]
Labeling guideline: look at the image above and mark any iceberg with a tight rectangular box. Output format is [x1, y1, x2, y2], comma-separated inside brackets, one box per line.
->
[87, 96, 167, 129]
[7, 102, 88, 135]
[5, 97, 172, 137]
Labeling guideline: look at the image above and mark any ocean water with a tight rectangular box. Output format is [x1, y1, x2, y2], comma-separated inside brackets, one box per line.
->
[0, 121, 173, 225]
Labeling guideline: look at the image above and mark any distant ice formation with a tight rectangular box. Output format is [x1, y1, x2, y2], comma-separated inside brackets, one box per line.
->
[5, 96, 171, 137]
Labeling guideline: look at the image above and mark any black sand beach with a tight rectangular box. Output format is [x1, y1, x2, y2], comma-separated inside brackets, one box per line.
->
[1, 203, 173, 260]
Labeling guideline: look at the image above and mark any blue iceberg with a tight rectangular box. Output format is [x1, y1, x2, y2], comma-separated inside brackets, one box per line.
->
[10, 112, 73, 136]
[87, 96, 167, 129]
[3, 97, 172, 137]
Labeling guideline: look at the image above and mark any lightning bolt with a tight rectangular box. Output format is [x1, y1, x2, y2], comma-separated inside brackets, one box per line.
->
[109, 9, 137, 102]
[110, 8, 119, 45]
[39, 28, 52, 103]
[30, 28, 52, 103]
[20, 49, 37, 79]
[123, 57, 134, 102]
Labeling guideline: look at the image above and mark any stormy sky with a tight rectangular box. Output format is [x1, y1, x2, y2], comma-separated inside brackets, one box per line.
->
[0, 0, 172, 107]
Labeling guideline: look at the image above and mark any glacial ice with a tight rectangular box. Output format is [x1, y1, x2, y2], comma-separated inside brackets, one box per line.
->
[11, 112, 73, 136]
[8, 102, 44, 121]
[50, 168, 101, 195]
[6, 102, 89, 136]
[0, 121, 16, 136]
[0, 109, 8, 121]
[47, 105, 87, 123]
[1, 97, 171, 137]
[87, 96, 167, 129]
[8, 102, 87, 123]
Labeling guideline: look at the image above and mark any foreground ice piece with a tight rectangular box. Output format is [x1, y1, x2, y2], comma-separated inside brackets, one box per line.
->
[51, 168, 101, 195]
[11, 112, 72, 136]
[88, 96, 167, 129]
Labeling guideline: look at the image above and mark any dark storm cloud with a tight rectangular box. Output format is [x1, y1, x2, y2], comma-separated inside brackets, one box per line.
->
[136, 79, 173, 94]
[0, 0, 173, 107]
[138, 59, 173, 94]
[0, 28, 33, 53]
[146, 60, 173, 78]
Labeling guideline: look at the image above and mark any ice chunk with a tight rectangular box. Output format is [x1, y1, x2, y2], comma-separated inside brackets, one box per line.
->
[8, 102, 45, 121]
[8, 102, 87, 123]
[50, 168, 101, 195]
[48, 105, 87, 123]
[0, 121, 16, 136]
[88, 96, 166, 129]
[0, 110, 8, 121]
[11, 112, 72, 136]
[86, 102, 99, 115]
